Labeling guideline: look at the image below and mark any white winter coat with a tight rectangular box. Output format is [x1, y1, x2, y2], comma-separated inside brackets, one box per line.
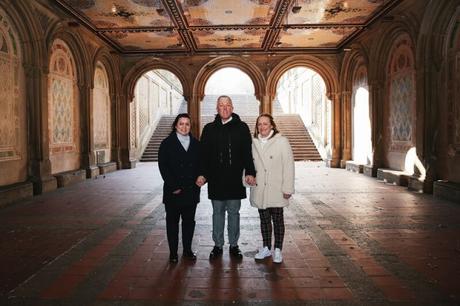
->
[249, 133, 295, 209]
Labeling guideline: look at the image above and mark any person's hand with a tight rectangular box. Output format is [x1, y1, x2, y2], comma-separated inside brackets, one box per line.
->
[283, 193, 292, 199]
[245, 175, 256, 186]
[173, 189, 182, 195]
[196, 176, 206, 187]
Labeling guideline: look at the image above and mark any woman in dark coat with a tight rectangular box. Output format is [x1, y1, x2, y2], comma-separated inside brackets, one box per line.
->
[158, 113, 201, 263]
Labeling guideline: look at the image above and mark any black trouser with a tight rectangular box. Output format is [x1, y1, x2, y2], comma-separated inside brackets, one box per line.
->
[165, 202, 197, 255]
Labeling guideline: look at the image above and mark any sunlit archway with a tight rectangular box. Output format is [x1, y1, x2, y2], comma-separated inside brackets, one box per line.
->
[202, 67, 259, 132]
[131, 69, 184, 161]
[275, 67, 330, 160]
[352, 87, 372, 165]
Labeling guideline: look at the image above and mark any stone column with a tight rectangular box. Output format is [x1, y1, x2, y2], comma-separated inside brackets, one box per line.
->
[364, 80, 383, 177]
[340, 91, 352, 168]
[119, 94, 136, 169]
[327, 93, 341, 168]
[260, 94, 272, 115]
[25, 64, 57, 194]
[188, 95, 201, 138]
[110, 92, 122, 169]
[79, 83, 99, 178]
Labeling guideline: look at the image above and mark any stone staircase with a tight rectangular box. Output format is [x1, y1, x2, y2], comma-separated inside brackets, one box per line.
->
[140, 95, 322, 162]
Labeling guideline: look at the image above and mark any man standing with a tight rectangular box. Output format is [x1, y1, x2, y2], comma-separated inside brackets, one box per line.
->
[196, 95, 256, 260]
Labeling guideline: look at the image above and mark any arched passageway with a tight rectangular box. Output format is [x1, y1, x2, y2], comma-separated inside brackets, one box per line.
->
[201, 67, 259, 132]
[130, 69, 184, 162]
[274, 67, 330, 161]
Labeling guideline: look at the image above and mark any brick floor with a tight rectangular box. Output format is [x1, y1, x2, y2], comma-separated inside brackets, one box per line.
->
[0, 162, 459, 305]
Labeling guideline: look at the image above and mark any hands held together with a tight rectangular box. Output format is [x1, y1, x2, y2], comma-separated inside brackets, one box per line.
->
[196, 174, 290, 199]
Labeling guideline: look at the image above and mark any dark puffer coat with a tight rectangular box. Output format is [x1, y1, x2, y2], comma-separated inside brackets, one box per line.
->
[158, 133, 201, 206]
[200, 113, 256, 200]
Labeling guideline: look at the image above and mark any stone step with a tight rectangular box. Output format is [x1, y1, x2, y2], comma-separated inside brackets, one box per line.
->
[142, 96, 321, 162]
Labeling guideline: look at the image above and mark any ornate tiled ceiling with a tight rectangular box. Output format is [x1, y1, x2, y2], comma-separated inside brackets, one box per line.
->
[56, 0, 401, 54]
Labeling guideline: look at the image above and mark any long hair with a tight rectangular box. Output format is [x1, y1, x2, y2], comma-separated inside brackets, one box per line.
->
[171, 113, 191, 133]
[254, 113, 279, 139]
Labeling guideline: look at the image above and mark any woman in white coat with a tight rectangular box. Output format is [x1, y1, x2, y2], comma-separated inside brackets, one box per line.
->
[250, 114, 294, 263]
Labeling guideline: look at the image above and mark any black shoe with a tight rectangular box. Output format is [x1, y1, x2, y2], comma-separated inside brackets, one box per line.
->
[183, 250, 197, 260]
[209, 246, 223, 259]
[169, 253, 178, 263]
[229, 245, 243, 259]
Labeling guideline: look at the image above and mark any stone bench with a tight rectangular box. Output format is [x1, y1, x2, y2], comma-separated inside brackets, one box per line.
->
[345, 161, 364, 173]
[54, 169, 86, 188]
[363, 165, 377, 177]
[433, 181, 460, 203]
[98, 162, 117, 175]
[408, 176, 424, 193]
[377, 168, 409, 186]
[0, 181, 33, 207]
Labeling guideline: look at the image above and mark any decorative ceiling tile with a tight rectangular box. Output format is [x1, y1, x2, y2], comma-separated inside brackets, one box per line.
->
[56, 0, 400, 53]
[180, 0, 277, 26]
[286, 0, 385, 24]
[193, 29, 265, 49]
[63, 0, 173, 28]
[276, 27, 357, 48]
[105, 31, 185, 50]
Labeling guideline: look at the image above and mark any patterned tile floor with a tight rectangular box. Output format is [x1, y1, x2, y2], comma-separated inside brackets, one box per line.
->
[1, 162, 459, 305]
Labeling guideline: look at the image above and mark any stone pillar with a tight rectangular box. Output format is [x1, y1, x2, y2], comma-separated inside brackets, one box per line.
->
[110, 93, 122, 169]
[188, 95, 201, 138]
[260, 94, 272, 115]
[327, 93, 341, 168]
[79, 83, 99, 178]
[340, 91, 352, 168]
[119, 94, 136, 169]
[25, 64, 57, 194]
[364, 80, 383, 177]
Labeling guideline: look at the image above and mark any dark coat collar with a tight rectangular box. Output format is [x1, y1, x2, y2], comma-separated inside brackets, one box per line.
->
[213, 112, 242, 126]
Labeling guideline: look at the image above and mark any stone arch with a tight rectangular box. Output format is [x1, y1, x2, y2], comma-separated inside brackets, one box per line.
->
[267, 55, 338, 99]
[46, 29, 90, 87]
[339, 48, 371, 164]
[381, 31, 417, 172]
[368, 19, 417, 83]
[47, 38, 81, 174]
[267, 55, 339, 165]
[123, 58, 190, 104]
[92, 61, 112, 164]
[0, 1, 46, 68]
[193, 56, 265, 103]
[92, 48, 121, 165]
[418, 2, 460, 184]
[0, 4, 28, 186]
[340, 47, 369, 92]
[92, 48, 120, 97]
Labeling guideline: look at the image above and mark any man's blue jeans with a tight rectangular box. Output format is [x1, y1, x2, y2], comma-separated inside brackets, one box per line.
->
[211, 199, 241, 248]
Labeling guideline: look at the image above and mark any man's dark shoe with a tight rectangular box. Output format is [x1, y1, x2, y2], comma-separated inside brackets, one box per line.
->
[229, 245, 243, 259]
[209, 246, 223, 259]
[183, 250, 197, 260]
[169, 253, 178, 263]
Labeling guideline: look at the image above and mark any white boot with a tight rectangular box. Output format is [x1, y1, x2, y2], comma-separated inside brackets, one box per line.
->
[254, 246, 271, 259]
[273, 248, 283, 263]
